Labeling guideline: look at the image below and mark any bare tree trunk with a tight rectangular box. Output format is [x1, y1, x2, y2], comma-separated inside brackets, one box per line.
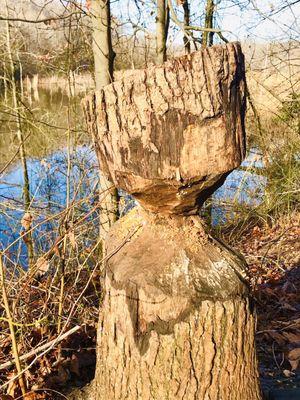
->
[5, 1, 34, 269]
[90, 0, 119, 241]
[182, 0, 191, 53]
[202, 0, 215, 48]
[156, 0, 169, 64]
[83, 43, 261, 399]
[91, 0, 114, 89]
[91, 209, 261, 400]
[201, 0, 216, 221]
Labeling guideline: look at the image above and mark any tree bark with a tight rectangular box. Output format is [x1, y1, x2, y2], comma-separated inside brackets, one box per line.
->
[84, 43, 246, 215]
[89, 209, 261, 400]
[82, 43, 261, 400]
[202, 0, 215, 48]
[182, 0, 191, 53]
[156, 0, 169, 64]
[90, 0, 114, 89]
[90, 0, 119, 240]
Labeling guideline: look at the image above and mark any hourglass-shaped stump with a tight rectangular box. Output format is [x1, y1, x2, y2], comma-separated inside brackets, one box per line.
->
[85, 42, 246, 215]
[83, 42, 262, 400]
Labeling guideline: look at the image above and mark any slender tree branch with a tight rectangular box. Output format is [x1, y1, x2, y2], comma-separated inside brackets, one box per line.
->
[0, 325, 81, 372]
[0, 11, 82, 24]
[0, 254, 27, 395]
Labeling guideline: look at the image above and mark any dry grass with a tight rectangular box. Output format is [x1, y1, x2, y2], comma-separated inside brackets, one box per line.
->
[247, 70, 300, 114]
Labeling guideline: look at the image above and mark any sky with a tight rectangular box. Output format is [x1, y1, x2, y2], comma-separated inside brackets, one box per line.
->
[110, 0, 300, 44]
[219, 0, 300, 41]
[1, 0, 299, 45]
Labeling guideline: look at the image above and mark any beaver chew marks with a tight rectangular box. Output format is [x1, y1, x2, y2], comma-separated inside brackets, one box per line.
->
[85, 42, 246, 214]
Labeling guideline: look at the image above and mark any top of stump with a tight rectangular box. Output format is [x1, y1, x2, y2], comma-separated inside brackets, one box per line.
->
[85, 42, 247, 215]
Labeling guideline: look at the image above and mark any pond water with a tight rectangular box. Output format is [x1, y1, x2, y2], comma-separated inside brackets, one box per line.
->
[0, 146, 99, 265]
[212, 150, 267, 224]
[0, 87, 267, 266]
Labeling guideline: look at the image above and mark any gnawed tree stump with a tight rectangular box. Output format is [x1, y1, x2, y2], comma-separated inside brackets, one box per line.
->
[83, 42, 262, 400]
[85, 42, 246, 215]
[92, 209, 261, 399]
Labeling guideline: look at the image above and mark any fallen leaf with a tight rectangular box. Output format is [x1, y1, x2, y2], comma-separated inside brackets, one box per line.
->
[23, 393, 46, 399]
[288, 347, 300, 370]
[268, 331, 286, 346]
[283, 331, 300, 344]
[283, 369, 295, 377]
[6, 373, 18, 397]
[252, 226, 261, 237]
[21, 212, 33, 231]
[36, 256, 49, 276]
[23, 394, 37, 400]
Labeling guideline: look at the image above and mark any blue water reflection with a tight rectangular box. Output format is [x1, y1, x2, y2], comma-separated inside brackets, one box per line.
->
[0, 147, 267, 264]
[212, 148, 267, 224]
[0, 146, 99, 264]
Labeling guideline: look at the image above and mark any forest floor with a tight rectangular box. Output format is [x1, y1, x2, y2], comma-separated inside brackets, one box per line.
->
[225, 212, 300, 396]
[0, 212, 299, 399]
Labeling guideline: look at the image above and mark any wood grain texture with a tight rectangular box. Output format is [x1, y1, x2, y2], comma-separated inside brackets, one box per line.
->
[90, 209, 261, 400]
[84, 42, 246, 214]
[81, 43, 263, 400]
[95, 296, 261, 400]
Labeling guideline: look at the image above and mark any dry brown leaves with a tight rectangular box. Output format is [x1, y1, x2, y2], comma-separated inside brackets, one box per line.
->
[36, 257, 50, 276]
[0, 268, 100, 398]
[21, 213, 33, 231]
[0, 324, 97, 399]
[226, 213, 300, 382]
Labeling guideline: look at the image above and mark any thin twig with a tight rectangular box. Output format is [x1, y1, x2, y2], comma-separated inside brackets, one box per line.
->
[0, 325, 81, 372]
[0, 134, 31, 176]
[0, 11, 83, 24]
[0, 224, 142, 390]
[0, 254, 27, 394]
